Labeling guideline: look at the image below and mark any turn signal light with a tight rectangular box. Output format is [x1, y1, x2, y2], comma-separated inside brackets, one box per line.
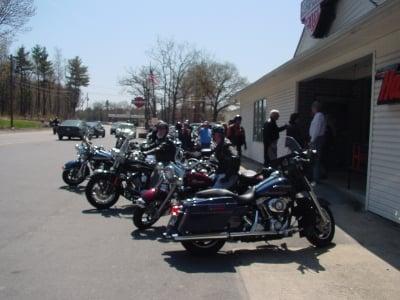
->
[171, 205, 182, 216]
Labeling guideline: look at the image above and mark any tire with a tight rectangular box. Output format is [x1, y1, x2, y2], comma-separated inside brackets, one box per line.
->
[306, 204, 335, 248]
[85, 174, 120, 209]
[181, 240, 226, 255]
[58, 134, 63, 140]
[102, 133, 105, 138]
[133, 207, 159, 230]
[68, 136, 71, 140]
[62, 166, 88, 186]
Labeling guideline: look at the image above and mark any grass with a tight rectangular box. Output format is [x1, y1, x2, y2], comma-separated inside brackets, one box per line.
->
[0, 118, 42, 129]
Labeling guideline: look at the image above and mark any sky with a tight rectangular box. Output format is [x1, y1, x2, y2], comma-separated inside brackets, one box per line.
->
[12, 0, 304, 105]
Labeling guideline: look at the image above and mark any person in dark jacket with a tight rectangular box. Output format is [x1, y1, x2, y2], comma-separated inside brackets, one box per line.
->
[286, 113, 305, 147]
[263, 109, 287, 166]
[180, 121, 193, 151]
[143, 121, 176, 163]
[212, 125, 240, 189]
[227, 115, 247, 157]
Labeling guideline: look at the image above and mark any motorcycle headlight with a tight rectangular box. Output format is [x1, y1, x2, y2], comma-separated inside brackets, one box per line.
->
[164, 165, 175, 182]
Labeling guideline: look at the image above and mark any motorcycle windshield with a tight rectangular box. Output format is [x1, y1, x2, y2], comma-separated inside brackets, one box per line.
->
[276, 136, 303, 159]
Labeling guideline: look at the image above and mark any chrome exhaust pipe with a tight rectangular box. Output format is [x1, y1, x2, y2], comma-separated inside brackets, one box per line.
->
[173, 229, 299, 241]
[173, 232, 229, 241]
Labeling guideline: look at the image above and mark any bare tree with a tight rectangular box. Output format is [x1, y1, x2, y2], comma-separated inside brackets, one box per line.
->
[0, 0, 36, 43]
[119, 65, 157, 117]
[148, 38, 198, 123]
[188, 60, 247, 121]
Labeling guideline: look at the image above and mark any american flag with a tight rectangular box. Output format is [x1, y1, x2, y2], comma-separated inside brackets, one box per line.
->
[148, 69, 158, 85]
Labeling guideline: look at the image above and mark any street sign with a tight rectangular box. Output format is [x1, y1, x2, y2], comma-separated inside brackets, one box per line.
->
[133, 97, 145, 108]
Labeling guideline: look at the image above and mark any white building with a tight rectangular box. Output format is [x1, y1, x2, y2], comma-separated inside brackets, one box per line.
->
[236, 0, 400, 224]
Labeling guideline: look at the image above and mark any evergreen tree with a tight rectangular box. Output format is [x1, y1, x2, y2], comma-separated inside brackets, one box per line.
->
[15, 46, 32, 116]
[66, 56, 89, 114]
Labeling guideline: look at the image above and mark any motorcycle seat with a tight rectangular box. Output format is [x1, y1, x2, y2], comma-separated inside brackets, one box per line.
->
[235, 187, 255, 204]
[195, 188, 255, 204]
[195, 189, 236, 198]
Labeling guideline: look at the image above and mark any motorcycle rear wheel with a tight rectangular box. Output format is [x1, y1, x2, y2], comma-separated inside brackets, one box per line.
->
[305, 204, 335, 248]
[85, 175, 120, 209]
[181, 240, 225, 255]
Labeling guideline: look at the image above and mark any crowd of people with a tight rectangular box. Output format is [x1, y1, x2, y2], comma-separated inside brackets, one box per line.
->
[145, 100, 328, 188]
[262, 101, 328, 184]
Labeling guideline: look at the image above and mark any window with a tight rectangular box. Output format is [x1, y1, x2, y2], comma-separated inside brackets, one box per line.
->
[253, 98, 267, 142]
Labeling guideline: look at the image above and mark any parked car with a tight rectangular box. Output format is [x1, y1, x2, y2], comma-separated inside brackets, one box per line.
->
[87, 121, 105, 138]
[57, 120, 89, 140]
[110, 122, 121, 135]
[115, 123, 135, 138]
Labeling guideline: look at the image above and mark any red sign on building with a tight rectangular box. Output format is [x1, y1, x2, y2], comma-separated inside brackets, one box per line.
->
[375, 64, 400, 105]
[301, 0, 337, 38]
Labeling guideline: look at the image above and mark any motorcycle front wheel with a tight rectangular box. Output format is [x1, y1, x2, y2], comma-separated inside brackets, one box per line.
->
[181, 240, 225, 255]
[305, 204, 335, 248]
[133, 207, 159, 230]
[85, 174, 120, 209]
[62, 166, 89, 186]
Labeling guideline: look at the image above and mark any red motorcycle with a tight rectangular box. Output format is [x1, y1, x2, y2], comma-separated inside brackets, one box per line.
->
[132, 161, 272, 230]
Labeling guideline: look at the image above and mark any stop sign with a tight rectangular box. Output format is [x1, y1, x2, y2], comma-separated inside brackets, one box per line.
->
[133, 97, 145, 108]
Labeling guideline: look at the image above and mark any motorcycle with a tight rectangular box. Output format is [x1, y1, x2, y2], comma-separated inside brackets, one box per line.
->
[132, 161, 214, 229]
[164, 137, 335, 255]
[84, 133, 156, 209]
[62, 137, 113, 186]
[133, 159, 273, 230]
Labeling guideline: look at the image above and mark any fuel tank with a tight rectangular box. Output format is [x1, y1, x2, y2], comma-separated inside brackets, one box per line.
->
[183, 170, 213, 189]
[254, 176, 292, 197]
[92, 149, 112, 161]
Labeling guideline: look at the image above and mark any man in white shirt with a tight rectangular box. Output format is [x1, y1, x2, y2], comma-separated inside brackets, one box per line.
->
[309, 101, 326, 183]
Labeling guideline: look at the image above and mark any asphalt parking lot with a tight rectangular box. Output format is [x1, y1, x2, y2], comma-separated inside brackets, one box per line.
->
[0, 127, 399, 300]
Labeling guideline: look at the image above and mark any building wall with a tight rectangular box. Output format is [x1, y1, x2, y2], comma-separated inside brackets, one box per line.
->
[238, 26, 400, 223]
[240, 83, 296, 163]
[367, 31, 400, 223]
[296, 0, 387, 56]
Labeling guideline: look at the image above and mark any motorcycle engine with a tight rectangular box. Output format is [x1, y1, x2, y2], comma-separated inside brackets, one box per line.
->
[268, 197, 290, 213]
[266, 197, 291, 233]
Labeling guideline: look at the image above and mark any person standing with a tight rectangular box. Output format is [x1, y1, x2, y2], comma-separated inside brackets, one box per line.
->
[263, 110, 287, 166]
[181, 121, 193, 151]
[212, 126, 240, 189]
[227, 115, 247, 157]
[198, 121, 212, 149]
[309, 101, 327, 183]
[286, 113, 305, 147]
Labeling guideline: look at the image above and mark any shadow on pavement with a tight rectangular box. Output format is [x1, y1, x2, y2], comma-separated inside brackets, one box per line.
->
[162, 243, 334, 274]
[316, 184, 400, 270]
[82, 205, 134, 219]
[131, 226, 167, 241]
[242, 157, 400, 271]
[59, 185, 86, 195]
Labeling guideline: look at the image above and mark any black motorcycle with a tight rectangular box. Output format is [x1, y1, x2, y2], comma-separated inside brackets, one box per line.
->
[164, 137, 335, 255]
[85, 135, 156, 209]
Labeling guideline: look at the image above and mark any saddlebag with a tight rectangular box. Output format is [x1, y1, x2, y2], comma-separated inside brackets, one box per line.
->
[177, 196, 247, 234]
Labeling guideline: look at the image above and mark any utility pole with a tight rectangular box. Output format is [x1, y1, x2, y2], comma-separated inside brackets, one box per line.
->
[9, 55, 14, 128]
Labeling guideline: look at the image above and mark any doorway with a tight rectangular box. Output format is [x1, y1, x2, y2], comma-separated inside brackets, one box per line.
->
[297, 55, 373, 198]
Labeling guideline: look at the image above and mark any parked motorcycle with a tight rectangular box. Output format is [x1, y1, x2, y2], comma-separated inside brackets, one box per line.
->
[62, 137, 113, 186]
[85, 134, 156, 209]
[132, 161, 214, 229]
[164, 137, 335, 255]
[133, 160, 273, 230]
